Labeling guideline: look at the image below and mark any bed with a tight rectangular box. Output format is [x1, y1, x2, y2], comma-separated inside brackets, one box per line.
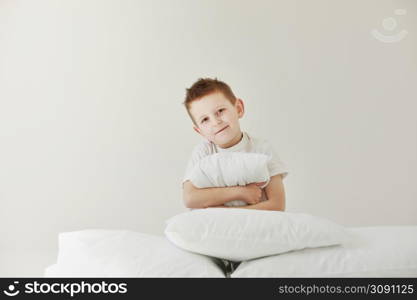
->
[231, 226, 417, 277]
[44, 225, 417, 278]
[44, 152, 417, 277]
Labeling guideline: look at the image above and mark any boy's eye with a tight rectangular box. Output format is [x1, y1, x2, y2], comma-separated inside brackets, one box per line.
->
[200, 109, 224, 124]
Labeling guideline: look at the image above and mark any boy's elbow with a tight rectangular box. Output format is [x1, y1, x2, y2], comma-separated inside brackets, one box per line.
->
[273, 206, 285, 212]
[183, 191, 198, 209]
[269, 198, 285, 211]
[183, 191, 208, 209]
[183, 181, 206, 209]
[183, 198, 202, 209]
[183, 194, 193, 208]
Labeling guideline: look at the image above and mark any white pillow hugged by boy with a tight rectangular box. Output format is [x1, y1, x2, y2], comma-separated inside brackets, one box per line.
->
[182, 131, 289, 207]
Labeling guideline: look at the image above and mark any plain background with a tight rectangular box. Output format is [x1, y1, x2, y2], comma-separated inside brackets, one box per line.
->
[0, 0, 416, 276]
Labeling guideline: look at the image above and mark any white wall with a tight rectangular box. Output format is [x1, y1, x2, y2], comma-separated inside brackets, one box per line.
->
[1, 0, 416, 276]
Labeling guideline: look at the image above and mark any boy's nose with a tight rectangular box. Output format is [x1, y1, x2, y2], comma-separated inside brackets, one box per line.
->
[213, 115, 222, 124]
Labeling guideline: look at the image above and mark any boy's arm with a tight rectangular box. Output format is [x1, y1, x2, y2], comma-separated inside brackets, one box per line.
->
[183, 181, 244, 209]
[238, 174, 286, 211]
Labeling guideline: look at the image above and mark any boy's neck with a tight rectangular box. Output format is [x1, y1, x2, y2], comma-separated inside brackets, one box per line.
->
[217, 131, 244, 149]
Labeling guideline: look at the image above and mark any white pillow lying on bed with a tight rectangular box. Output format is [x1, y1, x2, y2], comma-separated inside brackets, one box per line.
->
[44, 229, 225, 277]
[231, 226, 417, 277]
[189, 152, 271, 207]
[164, 208, 351, 261]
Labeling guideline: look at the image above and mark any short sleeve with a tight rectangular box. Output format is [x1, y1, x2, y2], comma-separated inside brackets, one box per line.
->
[181, 143, 211, 188]
[262, 141, 289, 180]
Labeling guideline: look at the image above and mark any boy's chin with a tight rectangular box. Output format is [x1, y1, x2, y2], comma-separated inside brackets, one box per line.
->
[214, 136, 235, 148]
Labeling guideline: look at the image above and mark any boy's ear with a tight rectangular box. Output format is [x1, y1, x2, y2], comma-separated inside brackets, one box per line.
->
[193, 125, 202, 135]
[236, 98, 245, 118]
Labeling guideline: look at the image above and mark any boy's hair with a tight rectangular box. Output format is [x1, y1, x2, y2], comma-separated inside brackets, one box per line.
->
[183, 77, 237, 126]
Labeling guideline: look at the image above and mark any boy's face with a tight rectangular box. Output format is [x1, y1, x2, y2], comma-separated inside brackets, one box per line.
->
[190, 91, 245, 149]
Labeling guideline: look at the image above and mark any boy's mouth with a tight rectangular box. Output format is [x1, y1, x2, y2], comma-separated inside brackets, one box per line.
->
[216, 126, 229, 134]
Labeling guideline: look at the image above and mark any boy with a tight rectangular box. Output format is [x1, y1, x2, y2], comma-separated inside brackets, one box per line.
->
[181, 78, 289, 211]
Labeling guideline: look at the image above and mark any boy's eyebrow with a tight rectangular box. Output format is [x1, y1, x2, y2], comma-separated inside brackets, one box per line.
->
[197, 105, 226, 122]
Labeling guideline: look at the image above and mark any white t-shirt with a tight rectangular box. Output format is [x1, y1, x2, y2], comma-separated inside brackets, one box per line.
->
[182, 131, 289, 189]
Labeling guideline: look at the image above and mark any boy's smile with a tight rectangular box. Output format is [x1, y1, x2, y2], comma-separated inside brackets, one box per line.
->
[190, 91, 245, 149]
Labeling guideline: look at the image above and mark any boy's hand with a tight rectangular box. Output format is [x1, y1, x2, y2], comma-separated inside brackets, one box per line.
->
[240, 182, 266, 205]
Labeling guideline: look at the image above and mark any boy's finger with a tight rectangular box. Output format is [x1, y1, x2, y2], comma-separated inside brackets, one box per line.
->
[256, 181, 267, 186]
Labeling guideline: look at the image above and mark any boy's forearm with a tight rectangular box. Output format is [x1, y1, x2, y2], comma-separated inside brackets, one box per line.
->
[186, 186, 243, 209]
[238, 198, 284, 211]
